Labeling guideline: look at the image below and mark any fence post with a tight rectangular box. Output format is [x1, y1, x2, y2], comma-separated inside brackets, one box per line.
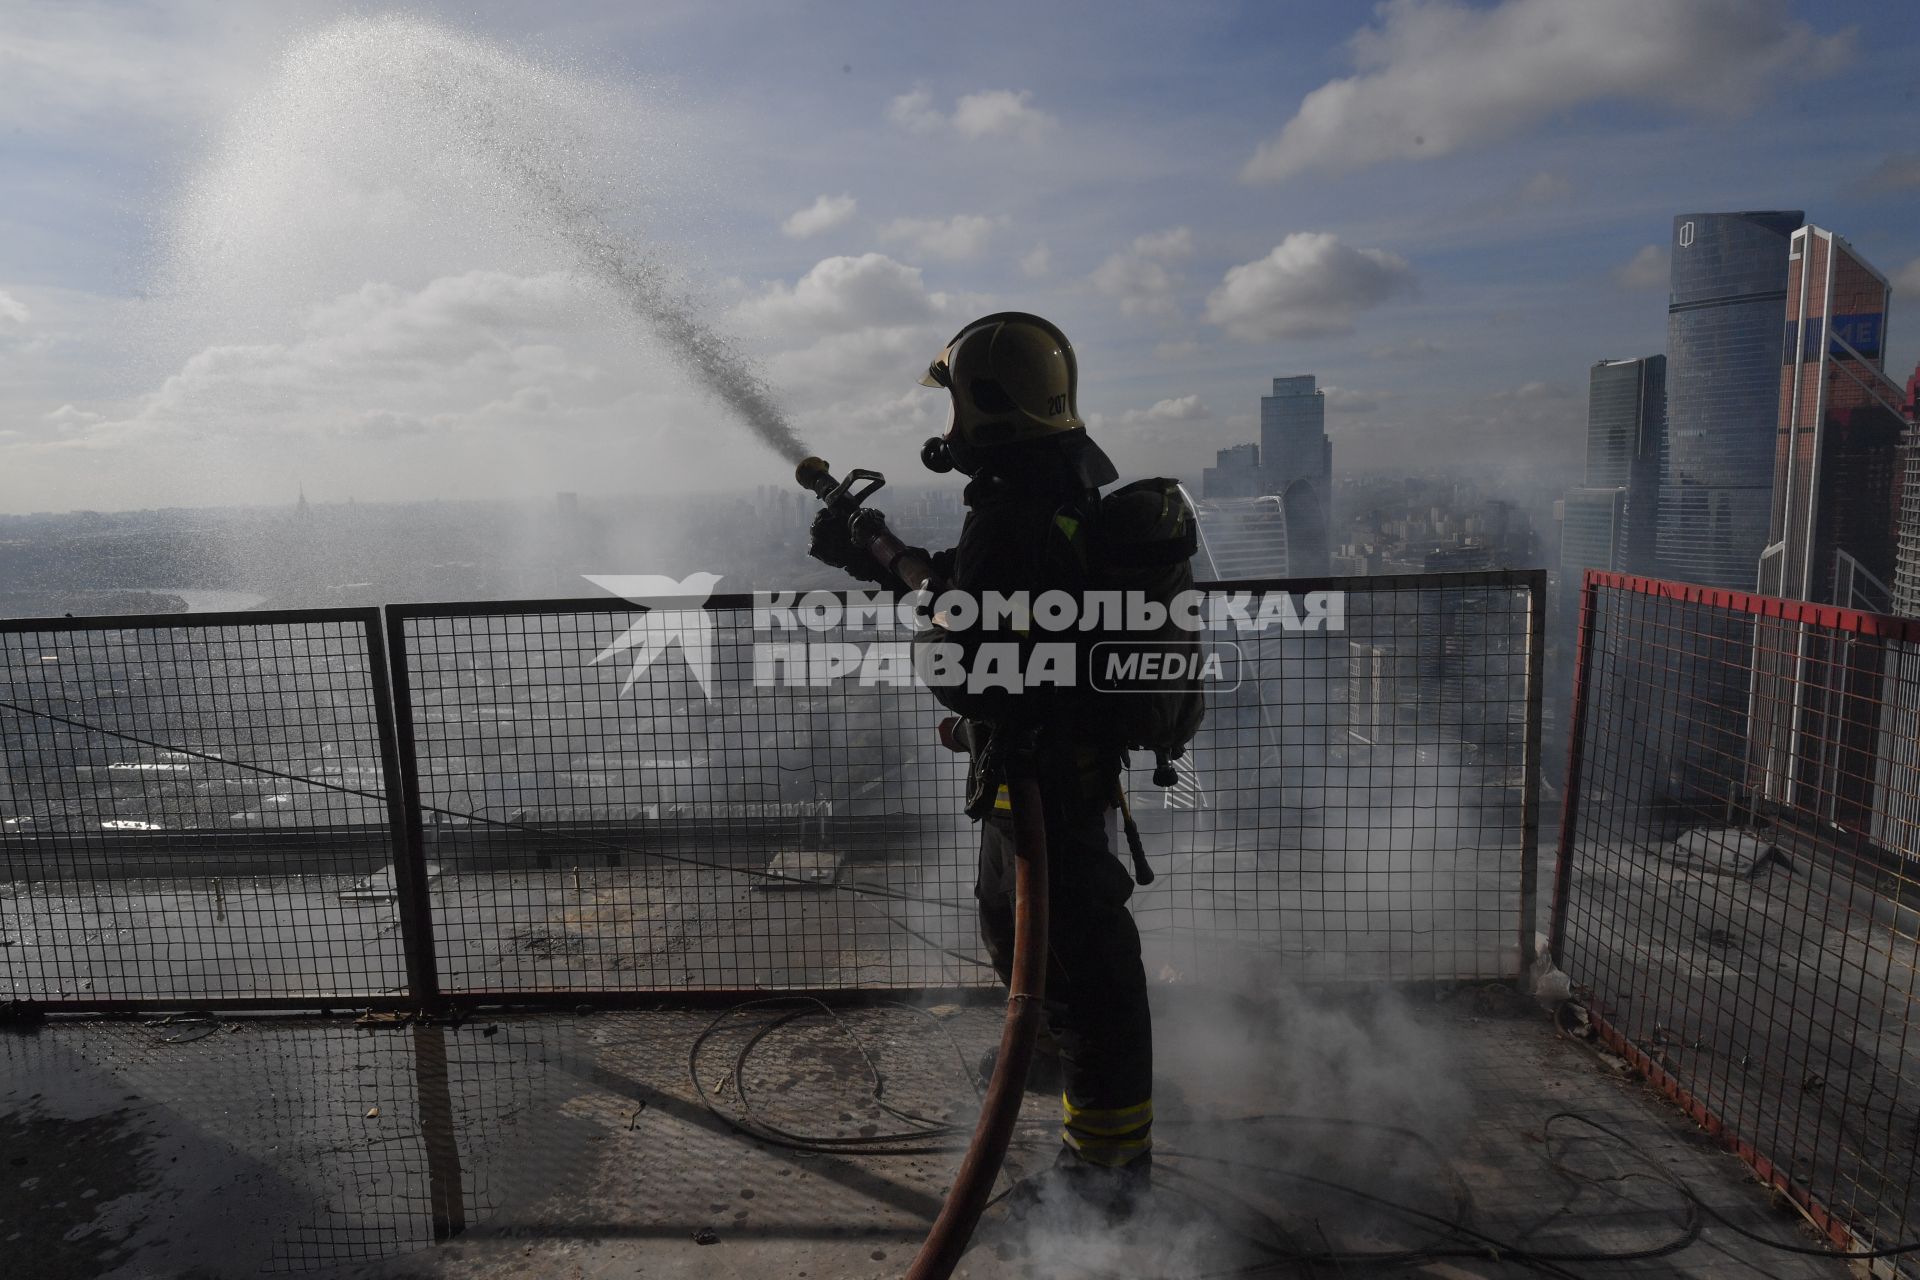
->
[1517, 570, 1546, 986]
[368, 610, 441, 1007]
[1548, 571, 1599, 970]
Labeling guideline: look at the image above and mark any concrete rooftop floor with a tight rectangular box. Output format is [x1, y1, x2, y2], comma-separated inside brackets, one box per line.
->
[1, 984, 1859, 1279]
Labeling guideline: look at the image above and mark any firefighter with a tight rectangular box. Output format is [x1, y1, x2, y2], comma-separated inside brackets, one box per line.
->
[808, 312, 1154, 1216]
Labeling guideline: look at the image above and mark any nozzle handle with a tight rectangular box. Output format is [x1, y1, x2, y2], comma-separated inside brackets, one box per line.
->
[795, 457, 885, 513]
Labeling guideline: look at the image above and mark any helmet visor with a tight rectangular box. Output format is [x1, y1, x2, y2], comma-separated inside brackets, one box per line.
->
[918, 349, 951, 388]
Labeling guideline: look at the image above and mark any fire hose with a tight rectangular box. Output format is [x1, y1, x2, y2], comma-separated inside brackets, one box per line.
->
[797, 457, 1046, 1280]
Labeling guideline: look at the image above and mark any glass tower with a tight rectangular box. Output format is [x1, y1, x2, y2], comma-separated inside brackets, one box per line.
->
[1259, 375, 1331, 574]
[1750, 226, 1903, 821]
[1896, 365, 1920, 617]
[1560, 356, 1665, 647]
[1760, 225, 1902, 607]
[1202, 442, 1263, 499]
[1657, 211, 1804, 588]
[1560, 486, 1625, 581]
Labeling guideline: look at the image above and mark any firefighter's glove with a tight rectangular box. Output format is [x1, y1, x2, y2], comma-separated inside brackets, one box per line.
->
[807, 509, 888, 584]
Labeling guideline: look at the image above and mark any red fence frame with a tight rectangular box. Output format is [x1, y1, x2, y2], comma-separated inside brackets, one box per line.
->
[1553, 569, 1920, 1262]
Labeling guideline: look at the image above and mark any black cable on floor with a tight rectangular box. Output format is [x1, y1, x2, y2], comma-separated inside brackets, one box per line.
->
[686, 1000, 1920, 1276]
[687, 994, 1019, 1157]
[1544, 1110, 1920, 1261]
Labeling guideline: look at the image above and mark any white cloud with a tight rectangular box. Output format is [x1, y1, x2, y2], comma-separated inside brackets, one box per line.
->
[886, 86, 1055, 142]
[879, 214, 1003, 262]
[1243, 0, 1854, 182]
[731, 254, 955, 339]
[0, 268, 757, 509]
[886, 86, 944, 134]
[121, 271, 602, 433]
[1322, 386, 1390, 413]
[1090, 227, 1194, 321]
[0, 290, 29, 326]
[1203, 233, 1414, 341]
[1089, 395, 1211, 433]
[1154, 339, 1199, 362]
[1130, 395, 1209, 424]
[1491, 380, 1569, 402]
[1613, 244, 1670, 291]
[44, 404, 101, 431]
[952, 89, 1055, 141]
[781, 193, 857, 239]
[1020, 244, 1052, 278]
[767, 330, 949, 416]
[1895, 258, 1920, 296]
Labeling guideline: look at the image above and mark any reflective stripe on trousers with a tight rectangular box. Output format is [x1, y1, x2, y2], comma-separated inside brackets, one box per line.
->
[1061, 1094, 1152, 1167]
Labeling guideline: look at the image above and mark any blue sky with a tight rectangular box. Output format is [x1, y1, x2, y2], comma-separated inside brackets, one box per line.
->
[1, 0, 1916, 512]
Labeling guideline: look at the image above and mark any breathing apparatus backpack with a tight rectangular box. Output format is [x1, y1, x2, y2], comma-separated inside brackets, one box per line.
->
[1064, 477, 1206, 774]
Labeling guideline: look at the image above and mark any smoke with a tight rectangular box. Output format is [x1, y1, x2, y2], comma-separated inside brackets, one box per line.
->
[979, 590, 1510, 1272]
[979, 981, 1475, 1276]
[161, 13, 806, 463]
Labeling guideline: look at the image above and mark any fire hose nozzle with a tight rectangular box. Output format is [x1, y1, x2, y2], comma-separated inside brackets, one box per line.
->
[794, 456, 886, 514]
[797, 455, 936, 594]
[795, 456, 834, 501]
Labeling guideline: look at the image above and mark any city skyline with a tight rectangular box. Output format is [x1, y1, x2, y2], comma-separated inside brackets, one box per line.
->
[1, 2, 1917, 514]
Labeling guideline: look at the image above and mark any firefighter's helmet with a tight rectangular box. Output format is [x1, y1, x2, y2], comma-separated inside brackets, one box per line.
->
[919, 312, 1089, 474]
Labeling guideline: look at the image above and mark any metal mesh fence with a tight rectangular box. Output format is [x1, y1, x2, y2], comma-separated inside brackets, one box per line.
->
[0, 610, 407, 1006]
[392, 572, 1542, 997]
[1, 573, 1542, 1008]
[388, 597, 975, 996]
[1553, 571, 1920, 1261]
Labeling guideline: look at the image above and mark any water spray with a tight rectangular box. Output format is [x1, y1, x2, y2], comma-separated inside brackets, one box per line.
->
[166, 15, 811, 470]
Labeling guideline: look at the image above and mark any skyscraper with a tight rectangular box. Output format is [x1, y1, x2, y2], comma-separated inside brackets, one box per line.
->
[1750, 227, 1904, 821]
[1560, 486, 1625, 585]
[1657, 210, 1804, 588]
[1193, 496, 1290, 580]
[1895, 364, 1920, 617]
[1874, 364, 1920, 855]
[1201, 442, 1263, 499]
[1561, 356, 1666, 596]
[1260, 375, 1331, 574]
[1759, 225, 1904, 608]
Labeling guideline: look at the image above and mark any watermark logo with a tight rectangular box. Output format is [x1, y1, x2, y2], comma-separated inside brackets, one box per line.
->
[583, 573, 722, 700]
[1090, 640, 1243, 694]
[583, 579, 1341, 697]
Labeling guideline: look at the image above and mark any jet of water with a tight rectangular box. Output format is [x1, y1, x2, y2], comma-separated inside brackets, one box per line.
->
[165, 13, 809, 463]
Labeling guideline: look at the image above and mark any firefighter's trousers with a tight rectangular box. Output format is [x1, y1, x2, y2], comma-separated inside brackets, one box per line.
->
[975, 792, 1153, 1167]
